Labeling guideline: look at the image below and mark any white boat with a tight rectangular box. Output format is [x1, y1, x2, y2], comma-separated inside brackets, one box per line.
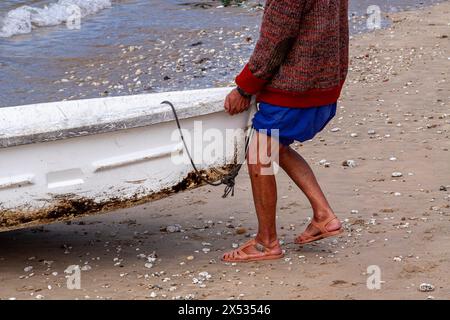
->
[0, 88, 253, 232]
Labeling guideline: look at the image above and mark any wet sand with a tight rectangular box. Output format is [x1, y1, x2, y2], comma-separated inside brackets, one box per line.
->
[0, 1, 450, 300]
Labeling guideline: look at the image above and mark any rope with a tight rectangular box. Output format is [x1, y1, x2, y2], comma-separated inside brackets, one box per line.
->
[161, 100, 253, 198]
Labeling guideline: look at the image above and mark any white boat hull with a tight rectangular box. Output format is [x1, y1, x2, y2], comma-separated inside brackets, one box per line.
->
[0, 88, 252, 232]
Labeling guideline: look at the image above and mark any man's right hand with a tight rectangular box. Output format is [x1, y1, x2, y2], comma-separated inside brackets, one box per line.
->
[224, 88, 251, 116]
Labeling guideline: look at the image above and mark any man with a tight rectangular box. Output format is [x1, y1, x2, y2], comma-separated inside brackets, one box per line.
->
[223, 0, 349, 262]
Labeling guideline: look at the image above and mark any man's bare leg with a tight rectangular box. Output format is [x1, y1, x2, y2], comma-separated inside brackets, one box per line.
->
[222, 132, 283, 261]
[248, 133, 278, 247]
[278, 145, 341, 239]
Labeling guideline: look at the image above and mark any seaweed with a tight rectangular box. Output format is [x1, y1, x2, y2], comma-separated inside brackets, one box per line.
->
[0, 164, 238, 232]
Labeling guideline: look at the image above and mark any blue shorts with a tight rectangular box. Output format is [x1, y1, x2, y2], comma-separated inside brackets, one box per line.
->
[252, 102, 337, 146]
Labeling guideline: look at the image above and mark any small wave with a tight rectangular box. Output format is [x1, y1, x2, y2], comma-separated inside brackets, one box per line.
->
[0, 0, 112, 38]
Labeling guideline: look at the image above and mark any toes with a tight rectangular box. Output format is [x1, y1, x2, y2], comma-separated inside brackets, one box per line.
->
[299, 232, 309, 240]
[222, 250, 237, 261]
[296, 232, 314, 243]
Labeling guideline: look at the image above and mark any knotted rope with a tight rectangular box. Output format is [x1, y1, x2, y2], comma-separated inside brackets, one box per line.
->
[161, 100, 253, 198]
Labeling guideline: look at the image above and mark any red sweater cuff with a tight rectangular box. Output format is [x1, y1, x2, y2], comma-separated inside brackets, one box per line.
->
[235, 64, 268, 95]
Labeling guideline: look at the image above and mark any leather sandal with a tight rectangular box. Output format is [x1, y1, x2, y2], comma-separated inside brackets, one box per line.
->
[295, 216, 343, 245]
[221, 239, 284, 263]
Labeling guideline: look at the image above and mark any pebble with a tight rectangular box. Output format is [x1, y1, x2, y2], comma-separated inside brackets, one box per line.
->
[368, 129, 376, 135]
[193, 271, 212, 287]
[418, 283, 435, 292]
[199, 271, 211, 278]
[147, 252, 157, 262]
[342, 160, 357, 168]
[319, 159, 331, 167]
[24, 266, 33, 272]
[164, 224, 182, 233]
[392, 172, 403, 178]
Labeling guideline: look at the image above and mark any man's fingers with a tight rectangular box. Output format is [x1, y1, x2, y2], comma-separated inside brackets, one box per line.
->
[228, 99, 236, 115]
[236, 100, 250, 114]
[224, 95, 231, 113]
[225, 89, 252, 115]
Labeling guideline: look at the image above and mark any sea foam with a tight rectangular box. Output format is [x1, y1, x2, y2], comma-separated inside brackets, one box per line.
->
[0, 0, 112, 38]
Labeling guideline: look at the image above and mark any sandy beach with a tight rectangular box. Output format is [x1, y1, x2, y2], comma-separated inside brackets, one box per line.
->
[0, 1, 449, 300]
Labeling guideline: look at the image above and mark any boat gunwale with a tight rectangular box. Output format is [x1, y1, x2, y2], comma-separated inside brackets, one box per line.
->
[0, 87, 231, 148]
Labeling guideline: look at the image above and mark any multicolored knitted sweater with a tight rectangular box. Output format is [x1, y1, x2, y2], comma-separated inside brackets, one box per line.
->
[236, 0, 349, 108]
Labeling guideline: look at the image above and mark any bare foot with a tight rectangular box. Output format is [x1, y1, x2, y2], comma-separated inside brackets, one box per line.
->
[221, 239, 284, 263]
